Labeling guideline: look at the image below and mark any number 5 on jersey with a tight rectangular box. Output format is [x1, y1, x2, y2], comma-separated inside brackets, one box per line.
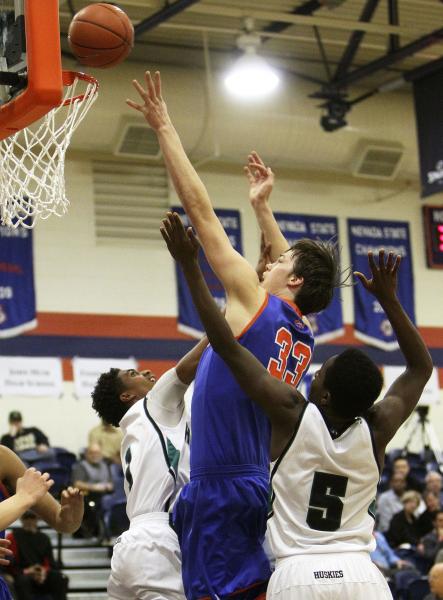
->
[267, 327, 312, 387]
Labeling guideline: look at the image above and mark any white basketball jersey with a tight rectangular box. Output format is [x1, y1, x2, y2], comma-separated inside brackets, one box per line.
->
[268, 402, 378, 560]
[119, 369, 190, 520]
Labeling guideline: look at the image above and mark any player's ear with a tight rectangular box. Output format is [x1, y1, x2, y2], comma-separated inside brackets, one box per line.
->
[120, 391, 134, 404]
[319, 390, 331, 407]
[287, 274, 303, 291]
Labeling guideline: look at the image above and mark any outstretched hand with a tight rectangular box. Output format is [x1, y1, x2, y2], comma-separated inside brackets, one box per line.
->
[160, 212, 200, 264]
[354, 250, 401, 303]
[126, 71, 170, 131]
[244, 151, 274, 206]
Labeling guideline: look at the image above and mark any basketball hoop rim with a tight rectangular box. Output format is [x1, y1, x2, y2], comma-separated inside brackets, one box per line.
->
[61, 70, 99, 106]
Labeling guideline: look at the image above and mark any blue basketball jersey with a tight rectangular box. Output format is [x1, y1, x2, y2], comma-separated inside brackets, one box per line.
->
[191, 292, 314, 474]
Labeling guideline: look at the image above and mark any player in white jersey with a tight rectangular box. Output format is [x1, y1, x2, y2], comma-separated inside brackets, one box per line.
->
[91, 338, 206, 600]
[160, 212, 433, 600]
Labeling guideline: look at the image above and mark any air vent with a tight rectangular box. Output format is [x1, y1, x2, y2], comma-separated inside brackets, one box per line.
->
[114, 123, 161, 159]
[93, 160, 168, 244]
[352, 140, 404, 180]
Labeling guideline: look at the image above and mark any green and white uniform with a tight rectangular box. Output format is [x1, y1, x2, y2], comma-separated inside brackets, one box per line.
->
[108, 368, 189, 600]
[267, 401, 392, 600]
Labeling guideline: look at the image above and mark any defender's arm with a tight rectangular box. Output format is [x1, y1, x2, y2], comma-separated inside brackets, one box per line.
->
[360, 252, 433, 455]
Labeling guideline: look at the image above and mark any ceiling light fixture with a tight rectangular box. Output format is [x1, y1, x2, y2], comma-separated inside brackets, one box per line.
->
[224, 23, 280, 100]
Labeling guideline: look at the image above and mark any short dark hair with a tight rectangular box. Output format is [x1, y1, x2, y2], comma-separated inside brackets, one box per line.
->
[290, 238, 342, 314]
[324, 348, 383, 418]
[91, 368, 126, 427]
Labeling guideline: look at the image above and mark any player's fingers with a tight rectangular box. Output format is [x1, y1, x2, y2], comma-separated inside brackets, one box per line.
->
[160, 227, 172, 249]
[144, 71, 156, 100]
[392, 254, 401, 276]
[46, 479, 54, 489]
[385, 251, 395, 271]
[354, 272, 370, 289]
[251, 151, 265, 166]
[126, 99, 144, 113]
[367, 251, 377, 273]
[187, 227, 200, 249]
[131, 79, 147, 100]
[378, 248, 385, 269]
[0, 559, 11, 566]
[171, 213, 187, 239]
[243, 166, 254, 183]
[40, 472, 50, 481]
[0, 539, 10, 548]
[248, 162, 268, 175]
[154, 71, 163, 99]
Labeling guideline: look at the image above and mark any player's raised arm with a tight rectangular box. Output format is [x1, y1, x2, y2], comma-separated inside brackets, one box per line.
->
[357, 251, 433, 454]
[127, 71, 261, 310]
[245, 151, 289, 261]
[160, 212, 304, 456]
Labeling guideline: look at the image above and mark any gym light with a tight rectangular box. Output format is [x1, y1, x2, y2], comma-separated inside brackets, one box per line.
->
[224, 33, 280, 100]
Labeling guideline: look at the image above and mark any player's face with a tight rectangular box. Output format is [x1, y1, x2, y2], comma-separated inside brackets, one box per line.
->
[118, 368, 157, 402]
[261, 250, 297, 293]
[308, 356, 337, 406]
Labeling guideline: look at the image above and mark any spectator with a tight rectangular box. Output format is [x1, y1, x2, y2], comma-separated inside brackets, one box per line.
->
[377, 472, 407, 532]
[418, 510, 443, 566]
[418, 491, 442, 538]
[392, 456, 424, 492]
[6, 511, 67, 600]
[71, 444, 113, 538]
[425, 563, 443, 600]
[386, 490, 422, 549]
[88, 419, 123, 464]
[0, 412, 52, 462]
[426, 472, 443, 505]
[371, 530, 417, 576]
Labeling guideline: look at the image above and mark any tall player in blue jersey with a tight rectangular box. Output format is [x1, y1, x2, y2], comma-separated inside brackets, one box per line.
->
[128, 72, 341, 600]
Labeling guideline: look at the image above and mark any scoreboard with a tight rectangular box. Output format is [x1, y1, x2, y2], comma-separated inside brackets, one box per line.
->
[423, 205, 443, 269]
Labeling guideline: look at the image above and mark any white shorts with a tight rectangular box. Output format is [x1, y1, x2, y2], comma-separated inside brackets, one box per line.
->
[268, 552, 393, 600]
[107, 513, 185, 600]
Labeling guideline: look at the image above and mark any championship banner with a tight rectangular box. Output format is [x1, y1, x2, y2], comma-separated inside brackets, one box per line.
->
[274, 212, 344, 343]
[73, 357, 138, 399]
[0, 225, 36, 338]
[413, 68, 443, 198]
[0, 357, 63, 397]
[348, 219, 415, 351]
[172, 206, 243, 338]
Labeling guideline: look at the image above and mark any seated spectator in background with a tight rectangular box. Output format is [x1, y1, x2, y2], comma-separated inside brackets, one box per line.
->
[377, 472, 407, 532]
[426, 472, 443, 505]
[387, 490, 422, 549]
[418, 510, 443, 568]
[71, 444, 113, 538]
[393, 456, 425, 492]
[6, 511, 67, 600]
[0, 412, 53, 462]
[425, 563, 443, 600]
[371, 530, 418, 577]
[88, 419, 123, 464]
[418, 492, 442, 538]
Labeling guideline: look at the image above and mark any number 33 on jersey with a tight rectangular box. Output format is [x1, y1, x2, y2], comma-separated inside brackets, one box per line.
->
[267, 326, 312, 387]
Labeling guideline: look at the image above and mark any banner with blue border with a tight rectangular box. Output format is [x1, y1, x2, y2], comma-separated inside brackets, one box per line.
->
[0, 225, 36, 338]
[348, 218, 415, 351]
[172, 206, 243, 338]
[274, 212, 344, 343]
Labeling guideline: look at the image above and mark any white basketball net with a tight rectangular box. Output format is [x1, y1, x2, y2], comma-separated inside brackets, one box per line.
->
[0, 73, 98, 228]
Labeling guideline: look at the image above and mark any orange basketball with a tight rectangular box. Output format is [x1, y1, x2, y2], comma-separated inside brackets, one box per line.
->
[68, 3, 134, 69]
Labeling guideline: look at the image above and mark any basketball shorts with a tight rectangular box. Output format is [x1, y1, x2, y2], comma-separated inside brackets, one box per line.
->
[267, 552, 393, 600]
[173, 470, 271, 599]
[0, 577, 11, 600]
[107, 513, 185, 600]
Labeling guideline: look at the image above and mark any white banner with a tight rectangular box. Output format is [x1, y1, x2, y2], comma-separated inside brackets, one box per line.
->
[73, 357, 138, 399]
[0, 356, 63, 397]
[383, 366, 440, 406]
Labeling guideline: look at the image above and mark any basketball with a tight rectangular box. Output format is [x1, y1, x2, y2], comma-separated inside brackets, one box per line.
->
[68, 3, 134, 69]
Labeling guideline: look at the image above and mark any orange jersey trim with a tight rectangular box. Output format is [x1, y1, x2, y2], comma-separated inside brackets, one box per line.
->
[236, 293, 270, 340]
